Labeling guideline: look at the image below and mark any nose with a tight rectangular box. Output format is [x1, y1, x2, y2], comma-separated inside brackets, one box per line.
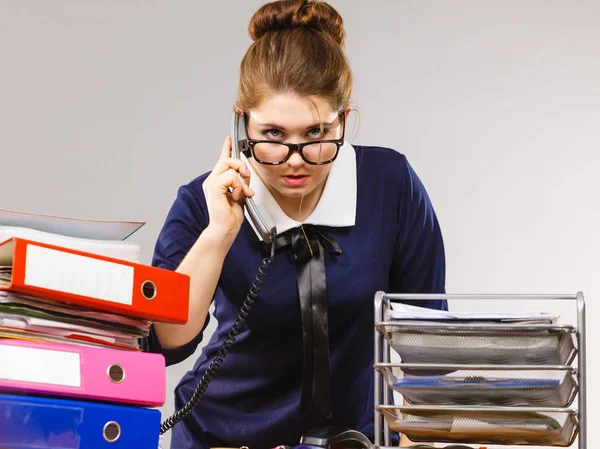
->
[286, 150, 305, 168]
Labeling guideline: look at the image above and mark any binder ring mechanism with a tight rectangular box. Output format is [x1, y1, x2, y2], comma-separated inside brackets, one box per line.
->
[141, 280, 157, 300]
[103, 421, 121, 442]
[107, 364, 125, 384]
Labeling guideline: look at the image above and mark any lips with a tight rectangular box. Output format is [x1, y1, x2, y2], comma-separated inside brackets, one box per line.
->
[283, 174, 308, 186]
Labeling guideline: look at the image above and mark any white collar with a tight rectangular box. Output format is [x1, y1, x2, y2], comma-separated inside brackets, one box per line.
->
[242, 141, 357, 241]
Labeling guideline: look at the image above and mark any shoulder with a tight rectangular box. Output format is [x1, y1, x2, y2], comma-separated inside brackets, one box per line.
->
[354, 144, 410, 172]
[160, 170, 212, 233]
[152, 170, 212, 269]
[352, 144, 435, 212]
[169, 170, 212, 214]
[352, 144, 413, 185]
[176, 170, 211, 201]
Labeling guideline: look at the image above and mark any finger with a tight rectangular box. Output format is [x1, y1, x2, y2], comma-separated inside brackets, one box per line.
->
[241, 164, 251, 185]
[216, 169, 244, 194]
[231, 183, 243, 201]
[242, 183, 254, 197]
[240, 161, 251, 179]
[218, 169, 254, 199]
[222, 158, 249, 178]
[225, 169, 243, 201]
[229, 181, 254, 200]
[220, 136, 232, 159]
[233, 185, 254, 202]
[214, 157, 251, 179]
[231, 177, 248, 202]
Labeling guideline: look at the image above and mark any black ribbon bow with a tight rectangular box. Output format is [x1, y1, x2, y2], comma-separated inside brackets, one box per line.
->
[264, 224, 342, 419]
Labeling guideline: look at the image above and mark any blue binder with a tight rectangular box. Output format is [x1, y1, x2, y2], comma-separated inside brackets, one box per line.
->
[0, 393, 160, 448]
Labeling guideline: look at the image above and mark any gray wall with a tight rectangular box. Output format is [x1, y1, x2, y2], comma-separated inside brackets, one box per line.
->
[1, 1, 597, 448]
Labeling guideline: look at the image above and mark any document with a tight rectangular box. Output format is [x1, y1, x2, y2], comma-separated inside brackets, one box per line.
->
[0, 208, 144, 241]
[387, 303, 557, 323]
[0, 291, 150, 351]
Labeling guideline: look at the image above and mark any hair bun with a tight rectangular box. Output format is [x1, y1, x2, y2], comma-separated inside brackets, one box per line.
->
[249, 0, 345, 47]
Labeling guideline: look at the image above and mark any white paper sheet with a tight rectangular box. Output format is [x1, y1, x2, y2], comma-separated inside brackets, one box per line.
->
[0, 226, 140, 262]
[387, 303, 557, 323]
[0, 208, 144, 241]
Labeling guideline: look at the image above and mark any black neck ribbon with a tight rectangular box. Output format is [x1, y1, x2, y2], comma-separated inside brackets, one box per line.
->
[264, 224, 342, 419]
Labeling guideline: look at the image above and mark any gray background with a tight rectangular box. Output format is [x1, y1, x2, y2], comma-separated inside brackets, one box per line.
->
[1, 1, 597, 448]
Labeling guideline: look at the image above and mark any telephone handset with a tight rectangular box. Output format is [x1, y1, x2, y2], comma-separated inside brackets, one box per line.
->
[231, 110, 277, 245]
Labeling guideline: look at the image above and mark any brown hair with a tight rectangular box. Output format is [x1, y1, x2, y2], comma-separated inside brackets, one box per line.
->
[237, 0, 352, 113]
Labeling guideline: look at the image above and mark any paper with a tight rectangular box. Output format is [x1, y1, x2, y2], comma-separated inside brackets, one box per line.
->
[0, 291, 150, 330]
[449, 412, 561, 432]
[0, 316, 141, 350]
[387, 303, 557, 323]
[0, 226, 140, 262]
[0, 208, 144, 241]
[0, 291, 149, 351]
[0, 328, 140, 351]
[0, 314, 138, 341]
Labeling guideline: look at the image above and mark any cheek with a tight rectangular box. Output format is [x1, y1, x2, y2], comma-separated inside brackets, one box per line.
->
[263, 165, 284, 179]
[255, 165, 284, 185]
[312, 165, 333, 183]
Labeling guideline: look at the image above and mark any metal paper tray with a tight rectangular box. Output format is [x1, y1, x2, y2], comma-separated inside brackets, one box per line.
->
[377, 405, 579, 447]
[377, 322, 577, 365]
[375, 363, 578, 407]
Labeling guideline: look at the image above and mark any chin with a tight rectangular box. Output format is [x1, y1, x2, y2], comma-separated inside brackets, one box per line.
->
[276, 185, 311, 197]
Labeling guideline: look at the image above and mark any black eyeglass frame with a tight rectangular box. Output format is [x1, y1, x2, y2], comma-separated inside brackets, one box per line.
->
[241, 113, 346, 165]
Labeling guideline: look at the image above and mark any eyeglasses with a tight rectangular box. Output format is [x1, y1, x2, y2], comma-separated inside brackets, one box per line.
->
[241, 114, 345, 165]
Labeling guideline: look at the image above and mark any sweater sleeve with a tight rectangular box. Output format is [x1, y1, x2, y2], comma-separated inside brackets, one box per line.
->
[389, 155, 448, 311]
[141, 183, 212, 366]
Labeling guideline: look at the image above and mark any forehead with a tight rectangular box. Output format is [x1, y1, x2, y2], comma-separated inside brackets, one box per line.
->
[248, 92, 338, 128]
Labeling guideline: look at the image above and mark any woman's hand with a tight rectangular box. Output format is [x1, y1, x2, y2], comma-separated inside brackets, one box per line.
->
[155, 137, 254, 350]
[202, 136, 255, 241]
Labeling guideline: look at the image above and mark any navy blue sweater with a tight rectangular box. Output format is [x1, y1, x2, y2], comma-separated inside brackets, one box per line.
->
[145, 145, 447, 449]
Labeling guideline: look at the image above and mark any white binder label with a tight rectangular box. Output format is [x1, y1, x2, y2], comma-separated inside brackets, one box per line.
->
[24, 244, 134, 306]
[0, 345, 81, 387]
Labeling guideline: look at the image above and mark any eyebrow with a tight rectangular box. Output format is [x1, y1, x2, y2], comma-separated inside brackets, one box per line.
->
[254, 119, 338, 129]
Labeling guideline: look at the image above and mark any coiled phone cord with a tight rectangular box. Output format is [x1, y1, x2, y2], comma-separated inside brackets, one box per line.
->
[159, 243, 275, 435]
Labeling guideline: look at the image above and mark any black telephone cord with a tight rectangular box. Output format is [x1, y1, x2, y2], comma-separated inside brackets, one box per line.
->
[159, 249, 274, 435]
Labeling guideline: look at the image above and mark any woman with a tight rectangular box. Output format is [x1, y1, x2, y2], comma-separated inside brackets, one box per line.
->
[145, 1, 447, 448]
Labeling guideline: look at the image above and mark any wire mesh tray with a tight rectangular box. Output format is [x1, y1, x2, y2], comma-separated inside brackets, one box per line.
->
[377, 405, 579, 446]
[375, 363, 578, 407]
[377, 322, 577, 365]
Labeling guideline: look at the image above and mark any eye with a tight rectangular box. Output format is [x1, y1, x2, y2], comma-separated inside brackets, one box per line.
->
[262, 129, 284, 139]
[307, 127, 329, 139]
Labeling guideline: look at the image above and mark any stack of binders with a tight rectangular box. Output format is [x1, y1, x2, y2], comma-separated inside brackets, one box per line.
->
[0, 212, 190, 448]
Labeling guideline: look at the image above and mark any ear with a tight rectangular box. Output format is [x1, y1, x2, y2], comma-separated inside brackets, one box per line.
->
[235, 106, 245, 115]
[343, 105, 351, 118]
